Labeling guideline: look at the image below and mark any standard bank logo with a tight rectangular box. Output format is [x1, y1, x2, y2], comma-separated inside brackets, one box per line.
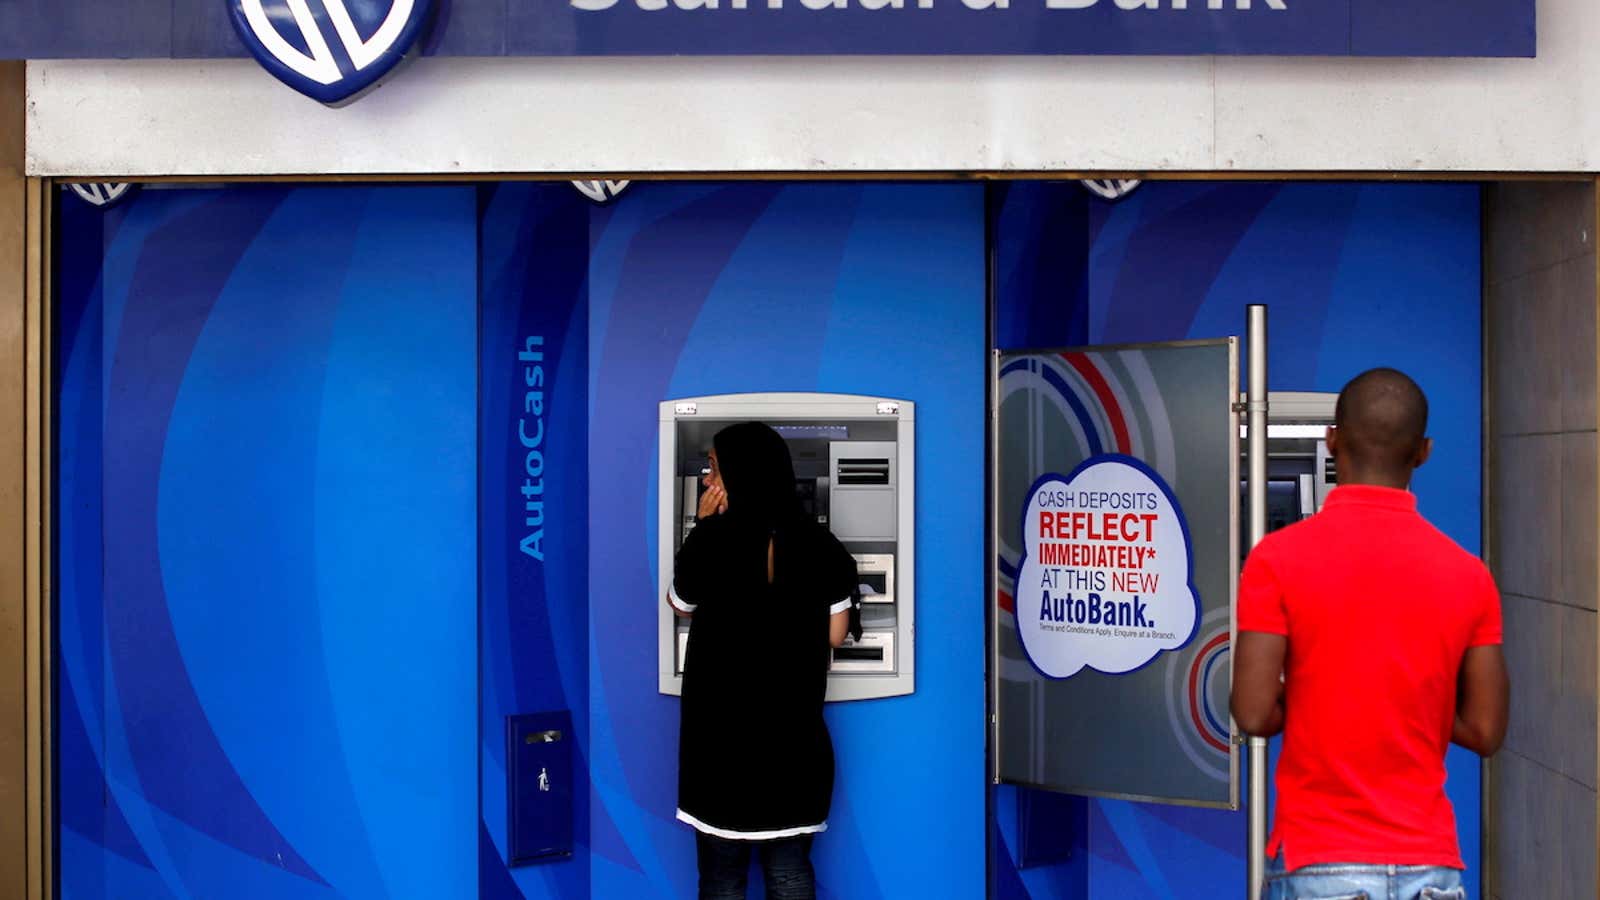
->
[66, 183, 136, 209]
[229, 0, 435, 105]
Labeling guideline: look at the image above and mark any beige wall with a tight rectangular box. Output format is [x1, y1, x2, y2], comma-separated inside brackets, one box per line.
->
[0, 59, 28, 900]
[0, 57, 50, 900]
[1486, 180, 1600, 900]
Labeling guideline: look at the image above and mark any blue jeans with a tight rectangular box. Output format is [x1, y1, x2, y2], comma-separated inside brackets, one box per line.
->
[1265, 853, 1465, 900]
[695, 832, 815, 900]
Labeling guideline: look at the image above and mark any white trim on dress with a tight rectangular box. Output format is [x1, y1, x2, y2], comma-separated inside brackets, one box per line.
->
[676, 809, 827, 841]
[669, 582, 697, 614]
[828, 597, 852, 615]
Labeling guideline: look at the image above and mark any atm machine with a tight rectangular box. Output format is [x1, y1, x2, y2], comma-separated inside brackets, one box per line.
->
[1242, 391, 1339, 556]
[658, 392, 916, 702]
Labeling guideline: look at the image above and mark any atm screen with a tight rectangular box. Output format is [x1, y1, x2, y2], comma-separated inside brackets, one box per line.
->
[1265, 479, 1301, 533]
[1240, 477, 1309, 559]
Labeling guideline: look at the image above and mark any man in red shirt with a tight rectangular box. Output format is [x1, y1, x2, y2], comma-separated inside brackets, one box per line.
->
[1232, 368, 1509, 900]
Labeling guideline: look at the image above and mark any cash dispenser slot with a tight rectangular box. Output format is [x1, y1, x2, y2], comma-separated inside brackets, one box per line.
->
[834, 646, 884, 662]
[830, 632, 895, 674]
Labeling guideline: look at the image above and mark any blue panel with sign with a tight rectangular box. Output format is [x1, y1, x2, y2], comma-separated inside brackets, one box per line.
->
[1350, 0, 1536, 57]
[527, 0, 1351, 56]
[0, 0, 1534, 60]
[0, 0, 173, 58]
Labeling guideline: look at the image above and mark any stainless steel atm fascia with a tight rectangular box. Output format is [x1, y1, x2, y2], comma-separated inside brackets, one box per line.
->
[1237, 391, 1337, 433]
[1240, 390, 1338, 512]
[1263, 391, 1336, 423]
[657, 392, 916, 703]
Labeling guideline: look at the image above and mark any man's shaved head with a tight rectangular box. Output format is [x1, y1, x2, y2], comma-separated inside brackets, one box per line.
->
[1333, 368, 1429, 477]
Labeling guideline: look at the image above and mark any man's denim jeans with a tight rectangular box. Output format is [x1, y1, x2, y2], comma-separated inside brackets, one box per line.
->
[1265, 853, 1466, 900]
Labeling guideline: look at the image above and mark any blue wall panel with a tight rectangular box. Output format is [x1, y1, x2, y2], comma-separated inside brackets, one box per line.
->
[992, 181, 1484, 900]
[55, 178, 1484, 900]
[59, 185, 479, 899]
[478, 183, 593, 898]
[586, 183, 988, 898]
[57, 188, 116, 900]
[991, 183, 1091, 353]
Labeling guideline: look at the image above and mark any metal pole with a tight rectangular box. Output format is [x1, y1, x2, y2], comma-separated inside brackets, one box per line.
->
[989, 349, 1001, 785]
[1246, 305, 1269, 900]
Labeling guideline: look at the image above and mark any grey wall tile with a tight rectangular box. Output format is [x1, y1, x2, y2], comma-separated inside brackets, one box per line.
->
[1527, 759, 1568, 898]
[1486, 182, 1596, 284]
[1492, 752, 1531, 894]
[1561, 782, 1598, 900]
[1562, 432, 1599, 613]
[1494, 436, 1562, 600]
[1502, 594, 1563, 765]
[1559, 253, 1599, 433]
[1558, 605, 1598, 789]
[1486, 177, 1599, 900]
[1494, 751, 1565, 897]
[1491, 265, 1564, 436]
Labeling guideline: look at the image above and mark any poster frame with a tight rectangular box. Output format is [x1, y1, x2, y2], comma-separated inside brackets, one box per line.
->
[989, 336, 1239, 810]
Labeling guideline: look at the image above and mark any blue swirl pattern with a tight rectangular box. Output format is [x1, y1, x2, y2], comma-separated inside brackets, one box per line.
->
[59, 186, 479, 899]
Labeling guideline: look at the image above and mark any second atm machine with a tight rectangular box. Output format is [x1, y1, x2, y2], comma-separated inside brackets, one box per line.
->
[658, 393, 915, 702]
[1242, 391, 1339, 556]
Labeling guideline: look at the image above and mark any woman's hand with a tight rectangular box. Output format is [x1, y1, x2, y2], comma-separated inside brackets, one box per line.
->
[697, 484, 728, 520]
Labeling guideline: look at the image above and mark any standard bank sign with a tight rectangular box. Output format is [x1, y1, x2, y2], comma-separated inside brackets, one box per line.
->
[221, 0, 1532, 102]
[229, 0, 434, 105]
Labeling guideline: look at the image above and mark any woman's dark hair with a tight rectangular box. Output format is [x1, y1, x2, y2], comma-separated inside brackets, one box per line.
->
[712, 423, 802, 525]
[711, 422, 805, 582]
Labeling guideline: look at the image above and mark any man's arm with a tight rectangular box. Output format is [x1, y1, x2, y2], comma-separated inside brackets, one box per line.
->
[1230, 631, 1288, 737]
[1452, 644, 1509, 756]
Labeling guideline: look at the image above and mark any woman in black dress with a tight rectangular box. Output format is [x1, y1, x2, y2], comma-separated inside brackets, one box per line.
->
[667, 422, 861, 900]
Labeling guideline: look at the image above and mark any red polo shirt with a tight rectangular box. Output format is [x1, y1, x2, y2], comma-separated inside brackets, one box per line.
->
[1238, 484, 1502, 871]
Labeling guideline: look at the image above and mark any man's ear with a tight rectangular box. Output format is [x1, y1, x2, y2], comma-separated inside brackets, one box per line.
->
[1414, 437, 1433, 470]
[1324, 424, 1338, 456]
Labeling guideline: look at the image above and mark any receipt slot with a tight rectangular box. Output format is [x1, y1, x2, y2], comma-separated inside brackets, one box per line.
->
[659, 392, 915, 702]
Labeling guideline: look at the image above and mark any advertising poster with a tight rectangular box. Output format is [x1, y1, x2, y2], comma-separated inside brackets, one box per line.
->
[995, 340, 1238, 807]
